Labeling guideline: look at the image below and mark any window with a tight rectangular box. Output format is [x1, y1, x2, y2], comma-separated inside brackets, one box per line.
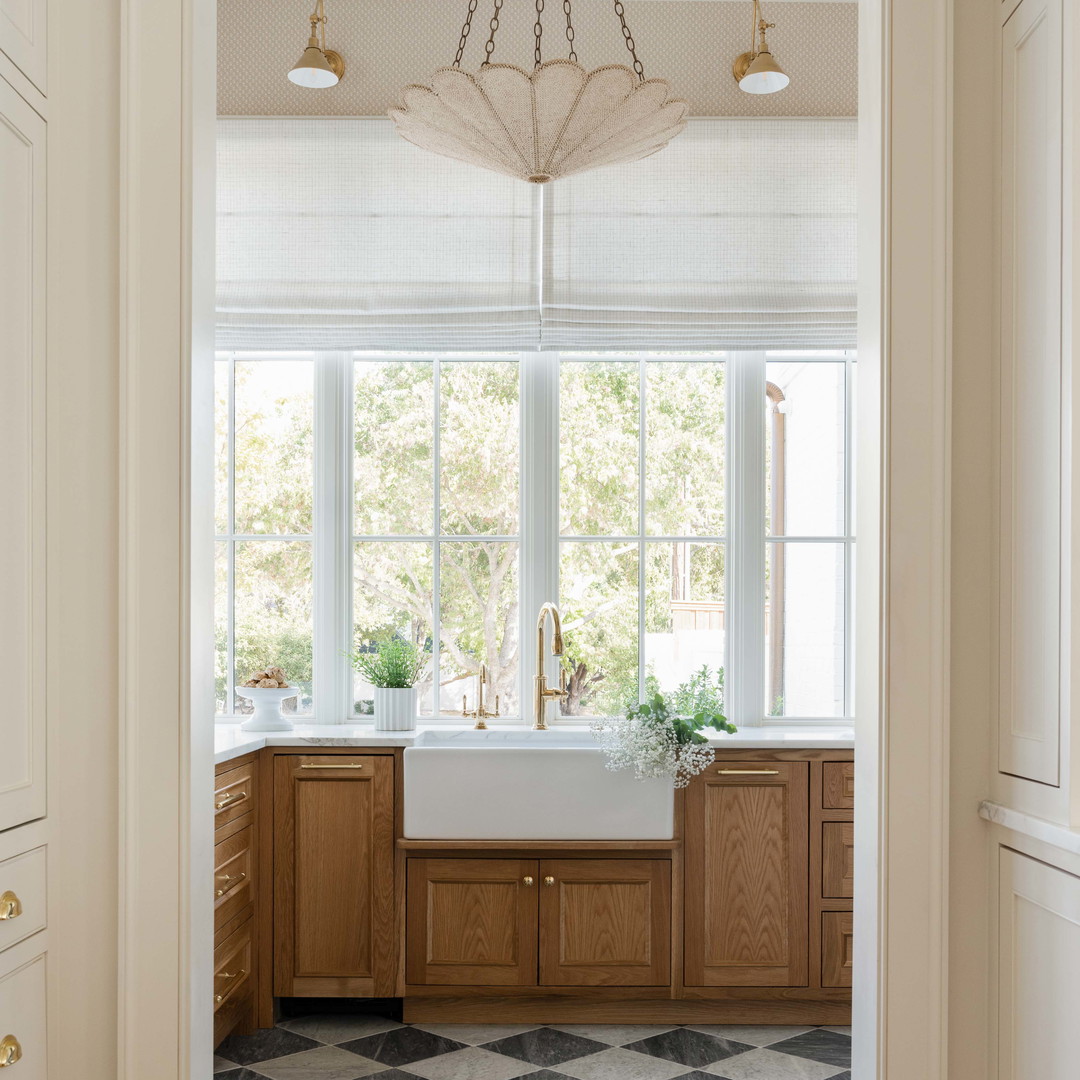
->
[215, 350, 855, 725]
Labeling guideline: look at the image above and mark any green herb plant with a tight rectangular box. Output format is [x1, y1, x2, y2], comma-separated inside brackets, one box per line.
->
[349, 638, 426, 689]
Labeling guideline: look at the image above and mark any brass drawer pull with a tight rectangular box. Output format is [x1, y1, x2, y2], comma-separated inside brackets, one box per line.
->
[215, 872, 247, 898]
[0, 891, 22, 920]
[543, 876, 555, 887]
[218, 968, 246, 981]
[0, 1035, 21, 1067]
[522, 876, 535, 887]
[300, 762, 364, 769]
[215, 790, 247, 810]
[717, 768, 780, 775]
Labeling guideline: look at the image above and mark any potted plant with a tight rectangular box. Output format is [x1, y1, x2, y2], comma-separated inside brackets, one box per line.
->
[590, 692, 737, 788]
[350, 639, 426, 731]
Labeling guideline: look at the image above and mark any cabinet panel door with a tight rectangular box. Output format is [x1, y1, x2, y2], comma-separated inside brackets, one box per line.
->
[0, 936, 46, 1079]
[0, 0, 45, 94]
[821, 822, 855, 899]
[821, 911, 853, 988]
[539, 859, 670, 987]
[0, 75, 45, 834]
[996, 0, 1064, 785]
[274, 755, 395, 997]
[406, 858, 538, 986]
[685, 761, 809, 986]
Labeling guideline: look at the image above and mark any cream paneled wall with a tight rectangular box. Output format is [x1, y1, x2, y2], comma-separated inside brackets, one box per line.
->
[217, 0, 857, 118]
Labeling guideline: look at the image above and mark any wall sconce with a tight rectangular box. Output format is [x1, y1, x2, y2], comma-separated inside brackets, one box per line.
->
[732, 0, 789, 95]
[288, 0, 345, 89]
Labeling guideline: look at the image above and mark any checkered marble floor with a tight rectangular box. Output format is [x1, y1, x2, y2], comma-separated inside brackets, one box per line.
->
[214, 1016, 852, 1080]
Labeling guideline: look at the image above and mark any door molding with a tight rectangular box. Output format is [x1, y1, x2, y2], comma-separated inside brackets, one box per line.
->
[112, 0, 956, 1077]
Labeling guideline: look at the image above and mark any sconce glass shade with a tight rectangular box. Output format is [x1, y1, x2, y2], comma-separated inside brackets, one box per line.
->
[288, 44, 342, 88]
[737, 48, 789, 94]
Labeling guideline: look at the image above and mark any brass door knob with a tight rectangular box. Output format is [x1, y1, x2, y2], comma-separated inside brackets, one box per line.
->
[0, 1035, 22, 1067]
[543, 876, 555, 886]
[522, 876, 535, 887]
[0, 892, 22, 920]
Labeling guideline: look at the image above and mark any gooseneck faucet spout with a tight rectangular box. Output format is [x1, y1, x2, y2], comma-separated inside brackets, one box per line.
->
[534, 603, 568, 730]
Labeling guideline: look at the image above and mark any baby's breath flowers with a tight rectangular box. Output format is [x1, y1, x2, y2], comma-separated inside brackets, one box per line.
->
[590, 693, 736, 789]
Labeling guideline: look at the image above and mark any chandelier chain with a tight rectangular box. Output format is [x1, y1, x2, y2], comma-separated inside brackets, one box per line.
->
[613, 0, 645, 80]
[563, 0, 577, 63]
[454, 0, 479, 68]
[534, 0, 545, 70]
[483, 0, 503, 65]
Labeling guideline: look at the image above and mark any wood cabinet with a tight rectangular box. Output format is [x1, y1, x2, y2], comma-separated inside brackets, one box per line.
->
[273, 754, 395, 998]
[684, 761, 809, 987]
[0, 72, 46, 836]
[821, 911, 853, 988]
[821, 822, 855, 899]
[406, 858, 537, 986]
[407, 857, 671, 988]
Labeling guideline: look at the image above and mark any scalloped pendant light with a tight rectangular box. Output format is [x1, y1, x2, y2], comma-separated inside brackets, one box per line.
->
[390, 1, 688, 184]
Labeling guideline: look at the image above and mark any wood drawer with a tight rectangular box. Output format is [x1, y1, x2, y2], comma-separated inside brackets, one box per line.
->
[821, 911, 853, 987]
[214, 917, 254, 1046]
[214, 760, 257, 831]
[0, 844, 45, 955]
[822, 762, 854, 809]
[821, 822, 854, 899]
[214, 824, 254, 931]
[0, 935, 47, 1078]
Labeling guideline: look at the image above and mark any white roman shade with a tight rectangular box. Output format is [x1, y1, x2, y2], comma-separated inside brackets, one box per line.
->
[217, 117, 856, 352]
[216, 117, 541, 351]
[543, 118, 857, 350]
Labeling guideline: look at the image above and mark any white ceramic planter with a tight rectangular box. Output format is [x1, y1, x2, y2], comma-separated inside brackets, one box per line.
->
[373, 686, 417, 731]
[235, 685, 298, 731]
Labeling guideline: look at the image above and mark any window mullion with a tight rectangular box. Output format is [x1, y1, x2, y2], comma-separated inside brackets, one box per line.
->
[523, 350, 557, 723]
[312, 351, 349, 723]
[728, 351, 767, 727]
[225, 353, 236, 717]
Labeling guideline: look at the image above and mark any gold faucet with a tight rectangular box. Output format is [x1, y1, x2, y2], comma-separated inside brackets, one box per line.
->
[534, 602, 568, 730]
[461, 663, 500, 730]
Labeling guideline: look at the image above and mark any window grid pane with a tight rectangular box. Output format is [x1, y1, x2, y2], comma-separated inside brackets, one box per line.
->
[352, 356, 522, 719]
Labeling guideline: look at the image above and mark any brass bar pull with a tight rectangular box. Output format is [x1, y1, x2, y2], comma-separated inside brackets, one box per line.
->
[218, 968, 246, 981]
[522, 876, 535, 887]
[543, 876, 555, 887]
[215, 790, 247, 810]
[0, 891, 22, 920]
[300, 762, 364, 769]
[215, 872, 247, 897]
[0, 1035, 21, 1068]
[717, 768, 781, 775]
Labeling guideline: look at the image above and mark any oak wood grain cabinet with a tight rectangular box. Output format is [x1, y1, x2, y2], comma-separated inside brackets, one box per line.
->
[273, 754, 396, 997]
[684, 761, 810, 987]
[406, 857, 671, 988]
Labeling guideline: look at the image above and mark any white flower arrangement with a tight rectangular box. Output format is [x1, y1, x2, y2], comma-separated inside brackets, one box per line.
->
[590, 693, 737, 789]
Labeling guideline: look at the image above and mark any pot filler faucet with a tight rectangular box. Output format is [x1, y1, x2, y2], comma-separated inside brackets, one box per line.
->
[534, 602, 568, 730]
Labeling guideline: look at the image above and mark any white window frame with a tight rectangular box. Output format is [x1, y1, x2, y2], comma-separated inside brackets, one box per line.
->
[215, 348, 855, 726]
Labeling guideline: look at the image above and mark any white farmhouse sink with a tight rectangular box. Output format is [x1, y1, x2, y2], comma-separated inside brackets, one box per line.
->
[403, 729, 674, 840]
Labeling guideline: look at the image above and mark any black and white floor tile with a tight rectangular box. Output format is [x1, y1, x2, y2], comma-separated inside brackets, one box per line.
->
[214, 1017, 852, 1080]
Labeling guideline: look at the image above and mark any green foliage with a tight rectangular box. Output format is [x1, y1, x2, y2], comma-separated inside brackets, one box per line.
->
[667, 665, 726, 717]
[626, 690, 736, 746]
[349, 637, 427, 688]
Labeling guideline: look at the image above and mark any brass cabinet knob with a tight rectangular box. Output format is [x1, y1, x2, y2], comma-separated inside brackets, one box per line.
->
[543, 876, 555, 887]
[522, 876, 535, 887]
[0, 892, 22, 921]
[0, 1035, 22, 1067]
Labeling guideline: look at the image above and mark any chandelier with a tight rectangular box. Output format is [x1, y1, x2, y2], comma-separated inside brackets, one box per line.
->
[389, 1, 688, 184]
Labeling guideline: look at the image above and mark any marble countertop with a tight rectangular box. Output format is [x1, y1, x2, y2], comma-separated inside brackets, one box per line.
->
[215, 721, 855, 765]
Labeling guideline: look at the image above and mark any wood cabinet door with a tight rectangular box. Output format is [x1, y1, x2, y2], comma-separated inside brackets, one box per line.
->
[0, 75, 46, 835]
[539, 859, 670, 987]
[821, 911, 854, 988]
[274, 755, 395, 997]
[1, 0, 46, 94]
[406, 858, 539, 986]
[821, 822, 855, 899]
[684, 761, 809, 986]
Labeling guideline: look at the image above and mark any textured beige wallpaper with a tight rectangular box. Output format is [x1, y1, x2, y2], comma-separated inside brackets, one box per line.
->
[218, 0, 857, 118]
